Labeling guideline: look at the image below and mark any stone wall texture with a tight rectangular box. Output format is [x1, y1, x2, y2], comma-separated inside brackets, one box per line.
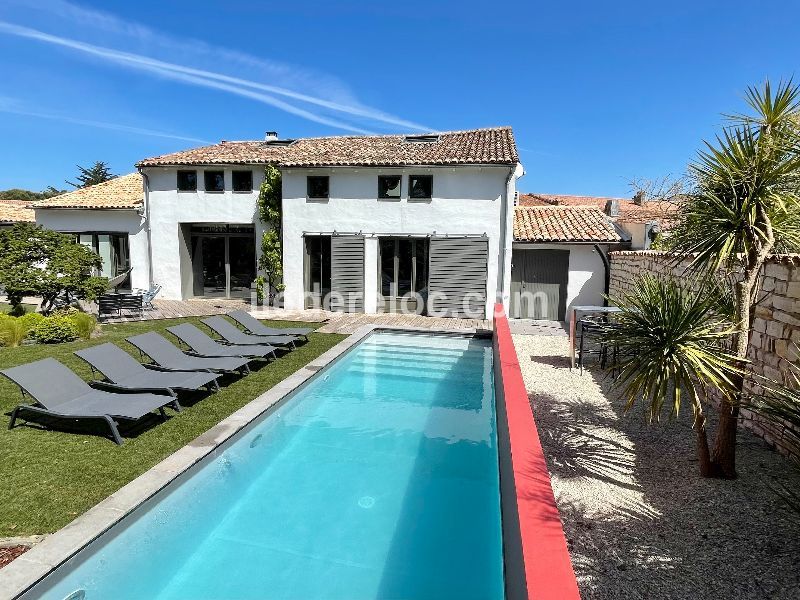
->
[609, 250, 800, 459]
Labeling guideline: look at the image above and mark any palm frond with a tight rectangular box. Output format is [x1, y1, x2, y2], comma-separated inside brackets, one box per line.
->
[604, 275, 740, 422]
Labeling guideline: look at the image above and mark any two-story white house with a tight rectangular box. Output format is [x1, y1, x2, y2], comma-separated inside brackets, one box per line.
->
[133, 127, 522, 319]
[33, 127, 523, 320]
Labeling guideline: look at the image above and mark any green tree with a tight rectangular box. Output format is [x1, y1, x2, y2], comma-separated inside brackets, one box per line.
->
[605, 275, 740, 476]
[0, 224, 108, 313]
[665, 80, 800, 477]
[256, 165, 284, 301]
[66, 161, 117, 188]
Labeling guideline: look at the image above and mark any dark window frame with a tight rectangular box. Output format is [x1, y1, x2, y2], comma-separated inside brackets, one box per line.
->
[177, 170, 198, 192]
[409, 174, 433, 199]
[307, 175, 330, 199]
[204, 170, 225, 193]
[378, 175, 402, 199]
[232, 170, 253, 193]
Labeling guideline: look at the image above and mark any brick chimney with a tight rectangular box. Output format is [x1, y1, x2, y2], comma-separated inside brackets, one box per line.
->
[633, 190, 647, 206]
[605, 198, 620, 217]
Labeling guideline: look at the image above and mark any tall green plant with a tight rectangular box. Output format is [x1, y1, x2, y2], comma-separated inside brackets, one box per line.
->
[605, 275, 740, 476]
[256, 165, 284, 300]
[664, 80, 800, 477]
[0, 224, 108, 313]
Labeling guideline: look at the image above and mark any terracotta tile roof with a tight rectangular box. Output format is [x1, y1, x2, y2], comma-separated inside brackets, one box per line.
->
[136, 127, 519, 168]
[513, 206, 623, 243]
[0, 199, 35, 223]
[519, 193, 678, 226]
[31, 173, 143, 210]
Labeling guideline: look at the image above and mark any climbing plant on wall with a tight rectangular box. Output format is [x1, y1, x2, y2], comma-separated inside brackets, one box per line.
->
[256, 164, 284, 300]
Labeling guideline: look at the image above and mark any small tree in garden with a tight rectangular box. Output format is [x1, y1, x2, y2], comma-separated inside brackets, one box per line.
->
[256, 165, 284, 302]
[0, 224, 108, 313]
[606, 275, 740, 476]
[664, 80, 800, 478]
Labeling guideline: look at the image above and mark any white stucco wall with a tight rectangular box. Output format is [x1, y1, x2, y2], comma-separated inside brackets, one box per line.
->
[281, 166, 517, 319]
[511, 243, 607, 317]
[142, 167, 266, 299]
[33, 208, 150, 292]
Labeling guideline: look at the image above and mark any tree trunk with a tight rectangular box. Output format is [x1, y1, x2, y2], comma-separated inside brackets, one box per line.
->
[695, 410, 712, 477]
[710, 209, 774, 479]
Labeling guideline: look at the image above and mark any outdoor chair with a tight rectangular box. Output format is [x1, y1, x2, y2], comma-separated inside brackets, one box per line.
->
[119, 294, 143, 317]
[133, 283, 162, 310]
[577, 317, 612, 374]
[126, 332, 252, 375]
[75, 343, 221, 394]
[227, 310, 312, 341]
[166, 323, 278, 360]
[1, 358, 181, 445]
[98, 294, 121, 317]
[201, 316, 298, 349]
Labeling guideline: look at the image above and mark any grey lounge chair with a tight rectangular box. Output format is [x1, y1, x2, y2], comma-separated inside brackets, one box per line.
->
[166, 324, 278, 360]
[201, 316, 298, 348]
[75, 343, 221, 394]
[2, 358, 180, 445]
[227, 310, 312, 340]
[126, 332, 252, 375]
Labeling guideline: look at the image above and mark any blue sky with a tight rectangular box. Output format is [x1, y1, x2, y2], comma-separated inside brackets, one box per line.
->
[0, 0, 797, 196]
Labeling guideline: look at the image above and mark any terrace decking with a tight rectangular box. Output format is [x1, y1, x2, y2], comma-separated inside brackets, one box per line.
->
[105, 299, 491, 334]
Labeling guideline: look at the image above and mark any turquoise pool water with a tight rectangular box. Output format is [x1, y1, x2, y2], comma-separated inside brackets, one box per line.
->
[37, 332, 503, 600]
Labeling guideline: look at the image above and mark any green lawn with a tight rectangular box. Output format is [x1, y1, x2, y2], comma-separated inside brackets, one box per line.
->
[0, 317, 346, 537]
[0, 302, 36, 314]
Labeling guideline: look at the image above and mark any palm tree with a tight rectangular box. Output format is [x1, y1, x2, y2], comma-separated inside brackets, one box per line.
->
[605, 275, 740, 476]
[667, 80, 800, 477]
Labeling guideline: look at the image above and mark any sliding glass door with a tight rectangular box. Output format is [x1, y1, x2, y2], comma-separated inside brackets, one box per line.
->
[378, 238, 429, 313]
[190, 225, 256, 299]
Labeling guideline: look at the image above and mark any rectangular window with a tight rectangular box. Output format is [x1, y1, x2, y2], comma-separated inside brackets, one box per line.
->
[409, 175, 433, 199]
[232, 170, 253, 192]
[378, 175, 401, 199]
[204, 170, 225, 192]
[307, 176, 329, 199]
[73, 232, 131, 289]
[177, 170, 197, 192]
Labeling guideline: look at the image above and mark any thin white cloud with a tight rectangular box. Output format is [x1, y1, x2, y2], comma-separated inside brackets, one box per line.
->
[0, 100, 211, 144]
[0, 0, 432, 133]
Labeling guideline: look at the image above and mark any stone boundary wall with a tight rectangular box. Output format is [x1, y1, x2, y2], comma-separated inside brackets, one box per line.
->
[609, 250, 800, 459]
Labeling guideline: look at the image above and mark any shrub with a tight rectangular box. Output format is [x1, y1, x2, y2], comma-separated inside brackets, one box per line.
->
[0, 318, 29, 347]
[17, 312, 44, 332]
[31, 315, 79, 344]
[69, 312, 97, 340]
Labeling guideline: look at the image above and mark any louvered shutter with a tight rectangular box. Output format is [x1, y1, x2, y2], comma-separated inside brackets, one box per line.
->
[427, 237, 489, 317]
[330, 235, 365, 312]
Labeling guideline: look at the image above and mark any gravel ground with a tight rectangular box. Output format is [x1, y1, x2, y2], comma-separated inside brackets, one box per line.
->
[513, 334, 800, 600]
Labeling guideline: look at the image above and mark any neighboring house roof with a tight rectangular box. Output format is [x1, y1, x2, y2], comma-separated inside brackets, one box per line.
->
[136, 127, 519, 168]
[513, 206, 623, 243]
[30, 173, 143, 210]
[0, 199, 35, 223]
[518, 193, 679, 226]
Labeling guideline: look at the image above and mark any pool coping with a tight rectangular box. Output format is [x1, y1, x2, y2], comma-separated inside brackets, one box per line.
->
[0, 323, 483, 600]
[492, 304, 580, 600]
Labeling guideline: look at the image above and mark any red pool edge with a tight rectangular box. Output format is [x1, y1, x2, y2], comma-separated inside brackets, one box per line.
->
[493, 303, 580, 600]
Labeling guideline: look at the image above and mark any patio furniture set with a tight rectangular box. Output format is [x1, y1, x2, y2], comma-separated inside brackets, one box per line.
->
[97, 284, 162, 319]
[2, 311, 312, 445]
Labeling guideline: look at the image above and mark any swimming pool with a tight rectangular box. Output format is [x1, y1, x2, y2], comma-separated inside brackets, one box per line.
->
[33, 331, 504, 599]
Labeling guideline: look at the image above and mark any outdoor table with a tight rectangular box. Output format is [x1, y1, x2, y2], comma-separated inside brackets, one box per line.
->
[569, 305, 622, 369]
